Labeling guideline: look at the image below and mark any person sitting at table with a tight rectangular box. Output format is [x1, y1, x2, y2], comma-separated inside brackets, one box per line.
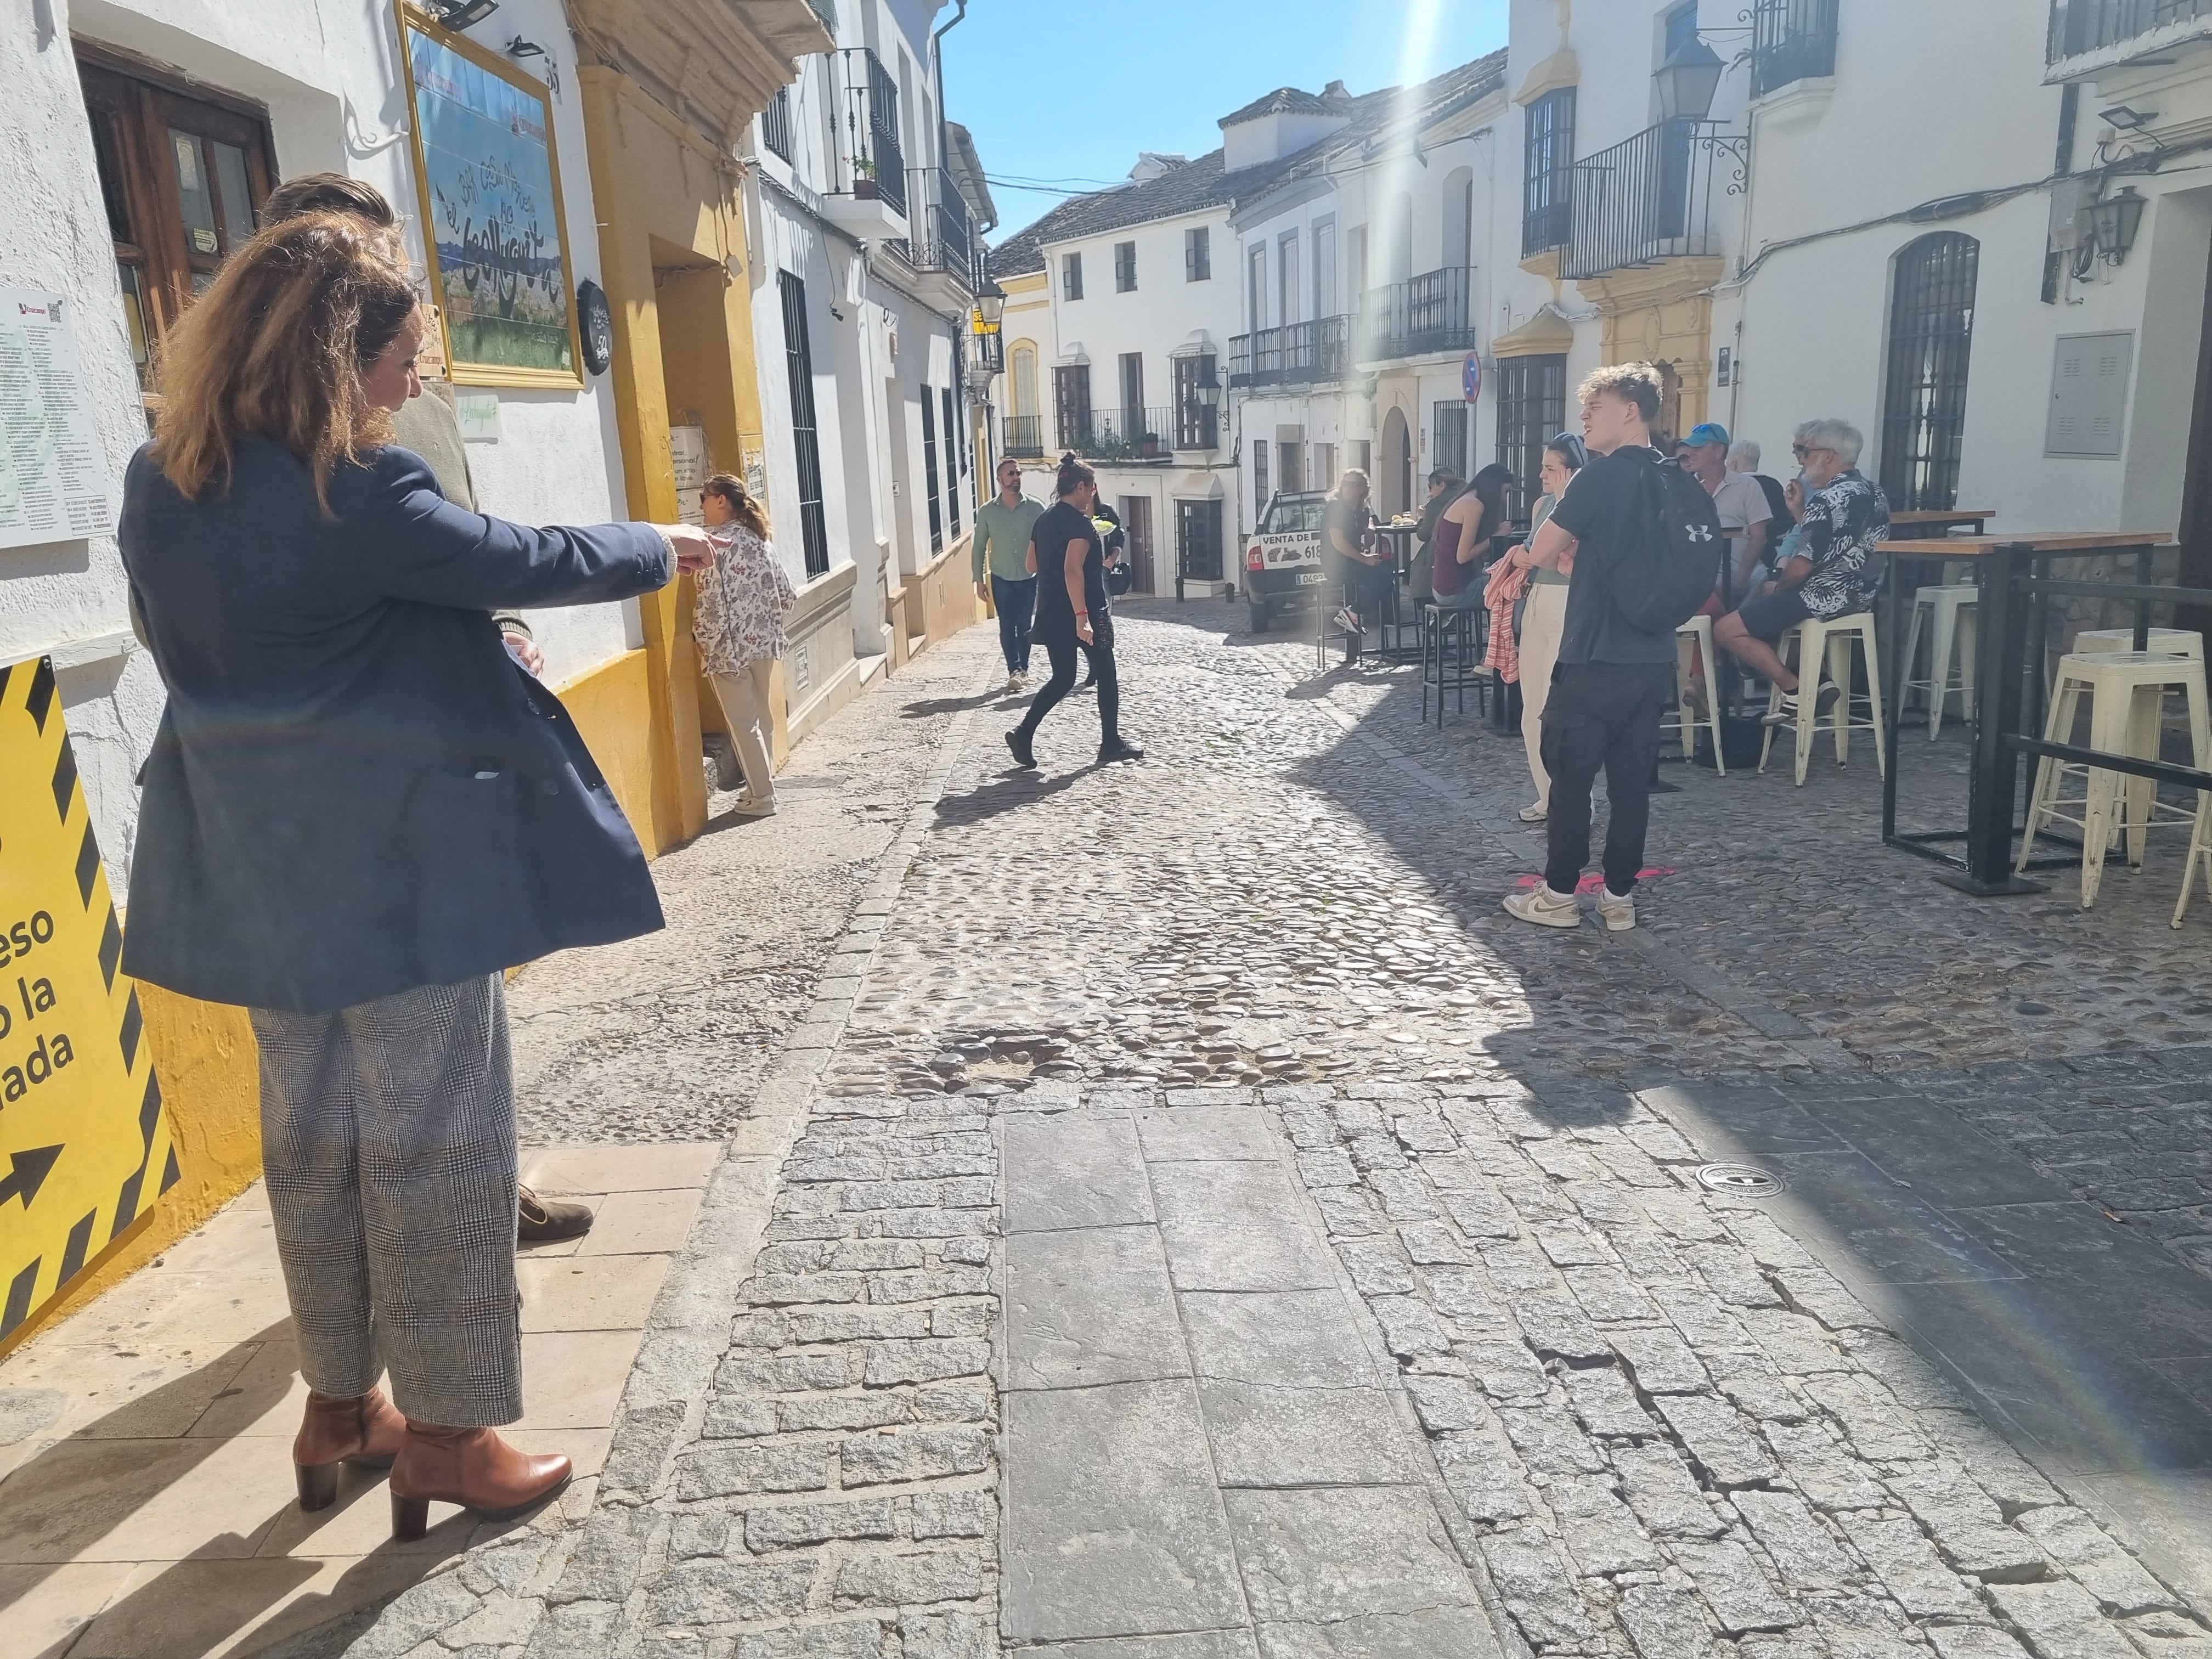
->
[1429, 464, 1514, 612]
[1679, 421, 1772, 716]
[1325, 467, 1391, 653]
[1714, 418, 1890, 725]
[1409, 467, 1460, 607]
[1729, 438, 1796, 538]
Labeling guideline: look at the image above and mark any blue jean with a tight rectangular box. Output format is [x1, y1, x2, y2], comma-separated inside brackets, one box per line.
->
[991, 574, 1038, 673]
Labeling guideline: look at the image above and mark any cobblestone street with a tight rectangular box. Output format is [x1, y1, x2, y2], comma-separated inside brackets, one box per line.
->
[70, 604, 2212, 1659]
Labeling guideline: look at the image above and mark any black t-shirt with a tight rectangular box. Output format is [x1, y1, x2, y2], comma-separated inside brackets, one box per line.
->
[1546, 445, 1680, 666]
[1031, 500, 1106, 637]
[1324, 499, 1373, 584]
[1754, 472, 1794, 533]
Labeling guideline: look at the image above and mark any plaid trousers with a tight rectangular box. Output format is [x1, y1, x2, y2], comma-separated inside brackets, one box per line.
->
[250, 974, 522, 1426]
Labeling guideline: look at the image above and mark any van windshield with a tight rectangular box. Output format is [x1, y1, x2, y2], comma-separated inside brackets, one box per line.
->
[1261, 497, 1327, 536]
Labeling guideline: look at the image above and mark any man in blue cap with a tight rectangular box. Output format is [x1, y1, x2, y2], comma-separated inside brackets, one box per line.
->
[1678, 420, 1771, 715]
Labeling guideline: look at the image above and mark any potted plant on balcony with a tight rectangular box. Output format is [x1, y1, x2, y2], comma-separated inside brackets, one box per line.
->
[1138, 431, 1161, 460]
[853, 157, 879, 200]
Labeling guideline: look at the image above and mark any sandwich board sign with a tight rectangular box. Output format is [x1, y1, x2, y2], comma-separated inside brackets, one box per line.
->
[0, 653, 178, 1344]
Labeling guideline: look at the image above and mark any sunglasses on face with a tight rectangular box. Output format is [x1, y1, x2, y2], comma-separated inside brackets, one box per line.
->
[1792, 443, 1835, 459]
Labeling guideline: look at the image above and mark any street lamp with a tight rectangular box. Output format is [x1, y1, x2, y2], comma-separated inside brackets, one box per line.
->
[2084, 186, 2148, 267]
[1654, 37, 1725, 123]
[975, 275, 1007, 330]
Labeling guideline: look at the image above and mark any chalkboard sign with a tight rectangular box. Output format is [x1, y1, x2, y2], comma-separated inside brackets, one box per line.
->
[396, 6, 584, 388]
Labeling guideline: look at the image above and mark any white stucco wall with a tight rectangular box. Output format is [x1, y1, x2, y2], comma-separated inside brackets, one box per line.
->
[3, 0, 636, 897]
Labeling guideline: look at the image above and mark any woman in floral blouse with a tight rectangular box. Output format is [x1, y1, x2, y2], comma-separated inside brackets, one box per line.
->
[695, 473, 797, 817]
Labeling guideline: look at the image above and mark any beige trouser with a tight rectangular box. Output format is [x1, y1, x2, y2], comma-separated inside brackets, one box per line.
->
[711, 660, 776, 803]
[1518, 583, 1570, 810]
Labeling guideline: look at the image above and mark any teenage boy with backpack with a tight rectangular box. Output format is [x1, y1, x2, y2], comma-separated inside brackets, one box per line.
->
[1504, 363, 1723, 933]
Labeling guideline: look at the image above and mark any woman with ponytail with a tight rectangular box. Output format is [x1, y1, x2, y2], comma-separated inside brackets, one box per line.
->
[1005, 455, 1143, 769]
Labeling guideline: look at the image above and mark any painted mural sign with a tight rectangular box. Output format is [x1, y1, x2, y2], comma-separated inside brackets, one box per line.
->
[0, 655, 178, 1347]
[0, 290, 111, 552]
[397, 9, 583, 388]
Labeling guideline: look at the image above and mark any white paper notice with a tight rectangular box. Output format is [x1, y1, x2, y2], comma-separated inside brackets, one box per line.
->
[0, 290, 112, 550]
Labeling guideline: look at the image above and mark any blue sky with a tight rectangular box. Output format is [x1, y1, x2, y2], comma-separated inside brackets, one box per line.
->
[941, 0, 1509, 238]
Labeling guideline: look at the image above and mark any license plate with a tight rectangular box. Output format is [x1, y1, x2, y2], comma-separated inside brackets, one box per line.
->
[1296, 572, 1327, 586]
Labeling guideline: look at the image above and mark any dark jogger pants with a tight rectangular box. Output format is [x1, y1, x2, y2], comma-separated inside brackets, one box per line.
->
[991, 574, 1037, 673]
[1538, 661, 1673, 898]
[1017, 624, 1120, 748]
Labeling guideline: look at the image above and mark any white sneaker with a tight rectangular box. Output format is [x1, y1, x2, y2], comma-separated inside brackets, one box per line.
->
[1502, 885, 1581, 929]
[1333, 606, 1362, 635]
[732, 796, 777, 817]
[1006, 672, 1024, 692]
[1595, 887, 1636, 932]
[1519, 802, 1549, 823]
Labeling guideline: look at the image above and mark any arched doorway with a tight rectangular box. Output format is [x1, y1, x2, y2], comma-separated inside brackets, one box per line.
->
[1881, 232, 1980, 510]
[1381, 407, 1413, 517]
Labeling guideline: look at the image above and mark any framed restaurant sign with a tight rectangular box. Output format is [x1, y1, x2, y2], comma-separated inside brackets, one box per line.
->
[393, 4, 584, 388]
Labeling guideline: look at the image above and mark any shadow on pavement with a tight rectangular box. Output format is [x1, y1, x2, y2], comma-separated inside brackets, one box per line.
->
[935, 762, 1105, 828]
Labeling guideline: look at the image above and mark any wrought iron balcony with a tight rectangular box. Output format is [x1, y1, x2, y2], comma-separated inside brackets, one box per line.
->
[1358, 268, 1476, 362]
[827, 48, 905, 217]
[2050, 0, 2212, 60]
[1059, 407, 1182, 462]
[1561, 119, 1745, 283]
[1752, 0, 1839, 97]
[894, 168, 977, 288]
[1003, 416, 1045, 459]
[1227, 316, 1352, 389]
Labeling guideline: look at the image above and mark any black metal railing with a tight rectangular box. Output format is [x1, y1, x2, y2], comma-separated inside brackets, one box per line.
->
[1003, 416, 1045, 458]
[1173, 403, 1219, 453]
[895, 167, 976, 284]
[1561, 119, 1742, 282]
[2050, 0, 2212, 57]
[760, 86, 794, 163]
[1359, 268, 1476, 361]
[1752, 0, 1839, 96]
[829, 48, 905, 215]
[1227, 315, 1353, 388]
[1058, 407, 1182, 461]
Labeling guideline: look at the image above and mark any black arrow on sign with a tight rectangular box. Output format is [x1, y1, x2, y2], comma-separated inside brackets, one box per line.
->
[0, 1146, 65, 1211]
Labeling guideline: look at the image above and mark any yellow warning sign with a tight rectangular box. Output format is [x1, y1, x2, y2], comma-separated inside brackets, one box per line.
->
[0, 654, 178, 1342]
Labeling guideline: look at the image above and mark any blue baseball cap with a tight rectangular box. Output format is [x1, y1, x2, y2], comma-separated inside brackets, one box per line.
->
[1685, 422, 1731, 449]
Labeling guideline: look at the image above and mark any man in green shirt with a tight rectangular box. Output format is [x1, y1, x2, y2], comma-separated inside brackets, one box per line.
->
[974, 456, 1046, 690]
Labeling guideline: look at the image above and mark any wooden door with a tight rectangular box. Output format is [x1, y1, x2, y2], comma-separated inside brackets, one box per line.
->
[1121, 495, 1154, 594]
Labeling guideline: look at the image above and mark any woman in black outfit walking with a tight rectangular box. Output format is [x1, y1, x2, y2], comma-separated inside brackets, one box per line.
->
[1007, 456, 1144, 768]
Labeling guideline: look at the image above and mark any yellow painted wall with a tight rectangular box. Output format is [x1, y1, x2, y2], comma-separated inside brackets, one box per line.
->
[556, 646, 658, 838]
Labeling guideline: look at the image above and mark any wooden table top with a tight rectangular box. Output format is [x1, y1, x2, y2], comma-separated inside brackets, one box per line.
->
[1880, 532, 2175, 556]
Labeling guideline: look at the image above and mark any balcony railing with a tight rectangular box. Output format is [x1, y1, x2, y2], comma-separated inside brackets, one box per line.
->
[1752, 0, 1839, 96]
[828, 48, 905, 215]
[1227, 316, 1353, 388]
[1058, 406, 1188, 461]
[2050, 0, 2212, 58]
[1561, 119, 1742, 283]
[1003, 416, 1045, 459]
[895, 167, 978, 287]
[1359, 268, 1477, 361]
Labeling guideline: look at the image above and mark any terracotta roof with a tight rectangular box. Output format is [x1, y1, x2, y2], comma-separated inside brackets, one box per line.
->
[984, 49, 1506, 280]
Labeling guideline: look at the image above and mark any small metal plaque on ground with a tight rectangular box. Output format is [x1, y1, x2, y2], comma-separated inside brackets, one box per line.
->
[1697, 1162, 1786, 1197]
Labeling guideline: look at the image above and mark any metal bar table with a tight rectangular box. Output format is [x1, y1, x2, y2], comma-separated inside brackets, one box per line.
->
[1877, 532, 2176, 896]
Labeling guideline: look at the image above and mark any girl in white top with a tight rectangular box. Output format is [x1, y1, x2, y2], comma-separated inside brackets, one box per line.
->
[1505, 435, 1585, 822]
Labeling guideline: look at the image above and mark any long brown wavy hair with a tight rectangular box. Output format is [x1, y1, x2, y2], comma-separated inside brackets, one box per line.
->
[151, 212, 420, 509]
[702, 472, 770, 538]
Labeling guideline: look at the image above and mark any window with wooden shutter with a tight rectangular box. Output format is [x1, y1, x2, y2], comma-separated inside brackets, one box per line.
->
[77, 50, 276, 402]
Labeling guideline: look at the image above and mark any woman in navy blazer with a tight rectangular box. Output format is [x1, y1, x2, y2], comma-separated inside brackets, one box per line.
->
[119, 212, 713, 1537]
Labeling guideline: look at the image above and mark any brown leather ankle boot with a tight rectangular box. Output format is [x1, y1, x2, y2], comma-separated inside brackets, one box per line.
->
[293, 1386, 407, 1511]
[388, 1421, 571, 1541]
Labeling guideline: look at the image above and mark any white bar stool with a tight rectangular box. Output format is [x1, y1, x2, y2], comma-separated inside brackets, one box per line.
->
[1899, 585, 1977, 738]
[2019, 651, 2211, 907]
[1758, 612, 1886, 787]
[2175, 790, 2212, 929]
[2073, 627, 2204, 659]
[1664, 614, 1726, 776]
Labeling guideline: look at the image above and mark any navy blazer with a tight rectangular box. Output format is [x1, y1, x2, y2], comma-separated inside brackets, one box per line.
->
[118, 437, 675, 1014]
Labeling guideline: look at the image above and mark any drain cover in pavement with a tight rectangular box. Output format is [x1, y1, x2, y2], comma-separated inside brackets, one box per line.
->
[1697, 1162, 1786, 1197]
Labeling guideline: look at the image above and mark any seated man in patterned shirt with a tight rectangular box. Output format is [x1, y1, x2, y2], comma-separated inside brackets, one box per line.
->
[1713, 417, 1890, 725]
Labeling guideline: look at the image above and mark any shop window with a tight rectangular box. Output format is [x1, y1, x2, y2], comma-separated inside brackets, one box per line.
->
[78, 52, 276, 397]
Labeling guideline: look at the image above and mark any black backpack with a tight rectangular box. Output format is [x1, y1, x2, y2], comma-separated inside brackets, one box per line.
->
[1609, 450, 1726, 634]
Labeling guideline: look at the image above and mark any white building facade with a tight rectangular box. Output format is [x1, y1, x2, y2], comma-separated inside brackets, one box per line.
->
[987, 154, 1243, 598]
[740, 0, 993, 704]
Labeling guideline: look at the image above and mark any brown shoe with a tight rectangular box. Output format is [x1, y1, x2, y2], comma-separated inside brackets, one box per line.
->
[389, 1421, 572, 1541]
[517, 1183, 593, 1245]
[294, 1386, 407, 1511]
